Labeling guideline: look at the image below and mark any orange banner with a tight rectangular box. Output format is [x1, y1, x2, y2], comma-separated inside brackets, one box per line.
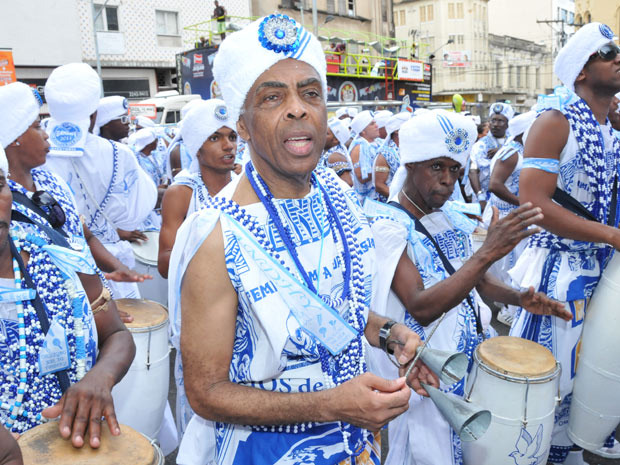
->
[0, 50, 16, 86]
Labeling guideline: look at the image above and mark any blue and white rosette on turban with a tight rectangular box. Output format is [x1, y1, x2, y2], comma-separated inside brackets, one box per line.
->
[213, 14, 327, 124]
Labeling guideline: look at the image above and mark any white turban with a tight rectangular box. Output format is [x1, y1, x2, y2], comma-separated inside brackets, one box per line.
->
[507, 111, 537, 137]
[0, 145, 9, 176]
[135, 115, 156, 128]
[180, 99, 235, 165]
[350, 110, 373, 135]
[328, 117, 350, 147]
[128, 128, 157, 153]
[44, 63, 101, 157]
[213, 14, 326, 124]
[389, 110, 477, 199]
[385, 111, 411, 137]
[180, 99, 203, 120]
[0, 82, 42, 148]
[488, 102, 515, 121]
[347, 107, 358, 118]
[374, 110, 393, 129]
[335, 108, 347, 118]
[95, 96, 129, 129]
[555, 22, 618, 92]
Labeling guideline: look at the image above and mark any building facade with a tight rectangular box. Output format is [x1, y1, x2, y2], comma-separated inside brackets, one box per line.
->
[574, 0, 620, 34]
[1, 0, 250, 101]
[393, 0, 493, 105]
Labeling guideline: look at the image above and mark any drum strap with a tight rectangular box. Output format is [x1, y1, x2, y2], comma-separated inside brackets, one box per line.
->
[9, 237, 72, 393]
[388, 201, 484, 335]
[11, 192, 72, 248]
[552, 174, 618, 225]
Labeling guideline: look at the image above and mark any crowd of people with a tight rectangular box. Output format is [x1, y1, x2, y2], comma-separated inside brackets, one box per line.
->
[0, 13, 619, 465]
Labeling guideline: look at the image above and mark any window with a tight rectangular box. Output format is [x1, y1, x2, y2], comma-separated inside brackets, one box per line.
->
[457, 34, 464, 44]
[496, 62, 501, 87]
[420, 5, 426, 22]
[326, 0, 335, 13]
[338, 0, 346, 15]
[536, 67, 540, 88]
[516, 66, 522, 87]
[427, 5, 434, 21]
[457, 2, 464, 18]
[400, 10, 406, 25]
[347, 0, 355, 16]
[448, 3, 455, 19]
[156, 10, 179, 36]
[508, 65, 514, 87]
[94, 5, 119, 32]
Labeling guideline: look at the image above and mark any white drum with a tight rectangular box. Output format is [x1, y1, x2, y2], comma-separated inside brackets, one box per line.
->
[131, 231, 168, 306]
[112, 299, 171, 441]
[569, 252, 620, 451]
[462, 336, 560, 465]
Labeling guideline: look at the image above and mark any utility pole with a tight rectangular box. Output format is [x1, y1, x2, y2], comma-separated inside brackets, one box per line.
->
[90, 0, 110, 97]
[312, 0, 318, 36]
[536, 19, 572, 52]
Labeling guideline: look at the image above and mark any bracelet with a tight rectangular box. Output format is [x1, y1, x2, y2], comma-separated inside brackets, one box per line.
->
[379, 320, 399, 354]
[91, 287, 112, 315]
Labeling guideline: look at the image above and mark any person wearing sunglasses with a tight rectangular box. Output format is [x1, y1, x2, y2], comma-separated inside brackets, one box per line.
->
[507, 23, 620, 465]
[42, 65, 158, 300]
[0, 86, 135, 451]
[95, 96, 131, 143]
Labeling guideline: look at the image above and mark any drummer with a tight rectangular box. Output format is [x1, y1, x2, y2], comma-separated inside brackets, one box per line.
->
[509, 23, 620, 464]
[367, 110, 570, 465]
[0, 90, 135, 448]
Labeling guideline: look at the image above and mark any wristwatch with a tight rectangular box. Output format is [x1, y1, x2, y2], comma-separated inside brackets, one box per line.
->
[379, 320, 399, 354]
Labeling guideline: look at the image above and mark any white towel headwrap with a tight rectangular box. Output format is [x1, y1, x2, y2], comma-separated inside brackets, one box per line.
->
[555, 22, 618, 92]
[507, 111, 537, 137]
[374, 110, 393, 129]
[389, 110, 477, 199]
[44, 63, 101, 157]
[95, 96, 129, 129]
[135, 115, 156, 128]
[328, 117, 351, 147]
[335, 107, 348, 118]
[213, 14, 327, 124]
[488, 102, 514, 121]
[128, 128, 157, 153]
[0, 82, 42, 148]
[385, 111, 411, 137]
[350, 110, 373, 135]
[180, 99, 235, 172]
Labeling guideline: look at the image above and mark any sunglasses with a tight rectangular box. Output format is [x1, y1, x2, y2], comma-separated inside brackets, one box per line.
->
[590, 43, 620, 62]
[32, 190, 66, 229]
[114, 115, 130, 125]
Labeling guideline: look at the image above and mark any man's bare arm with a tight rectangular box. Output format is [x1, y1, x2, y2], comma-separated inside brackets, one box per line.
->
[488, 153, 519, 205]
[373, 155, 391, 198]
[520, 110, 620, 248]
[181, 222, 414, 431]
[158, 185, 192, 278]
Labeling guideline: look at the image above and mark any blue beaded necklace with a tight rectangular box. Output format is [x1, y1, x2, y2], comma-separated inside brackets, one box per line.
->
[245, 162, 352, 305]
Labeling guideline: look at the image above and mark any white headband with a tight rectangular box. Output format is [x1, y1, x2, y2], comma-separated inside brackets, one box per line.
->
[335, 108, 347, 118]
[350, 110, 373, 135]
[0, 82, 42, 148]
[213, 15, 327, 124]
[555, 23, 618, 91]
[389, 110, 476, 199]
[328, 117, 351, 147]
[488, 102, 515, 121]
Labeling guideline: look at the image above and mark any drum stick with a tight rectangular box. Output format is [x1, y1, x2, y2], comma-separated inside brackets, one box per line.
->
[404, 312, 447, 380]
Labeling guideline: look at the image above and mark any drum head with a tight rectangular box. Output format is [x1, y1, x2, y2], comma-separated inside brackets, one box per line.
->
[477, 336, 556, 377]
[18, 422, 156, 465]
[131, 231, 160, 266]
[115, 299, 168, 329]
